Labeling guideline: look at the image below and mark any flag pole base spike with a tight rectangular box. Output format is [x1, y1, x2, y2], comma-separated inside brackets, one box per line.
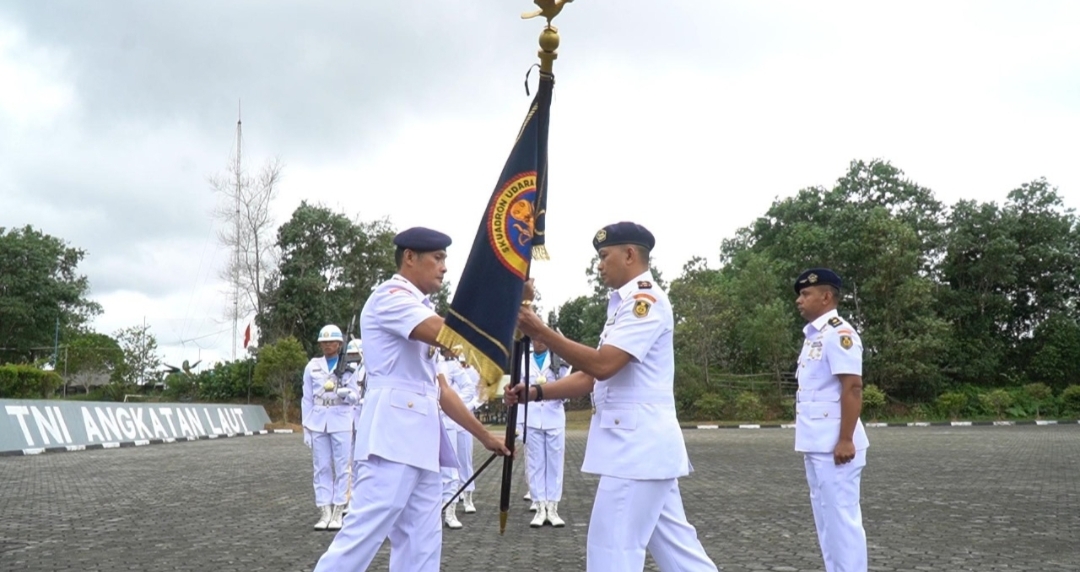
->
[500, 511, 508, 535]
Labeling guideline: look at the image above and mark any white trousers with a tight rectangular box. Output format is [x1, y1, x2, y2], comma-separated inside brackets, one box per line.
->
[455, 429, 475, 493]
[311, 430, 351, 506]
[313, 456, 442, 572]
[803, 449, 868, 572]
[441, 425, 461, 504]
[586, 476, 718, 572]
[525, 427, 564, 502]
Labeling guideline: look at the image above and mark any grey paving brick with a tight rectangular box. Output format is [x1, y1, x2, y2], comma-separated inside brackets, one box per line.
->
[1, 425, 1077, 571]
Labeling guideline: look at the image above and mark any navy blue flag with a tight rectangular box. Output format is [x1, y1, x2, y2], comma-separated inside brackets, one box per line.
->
[437, 70, 554, 394]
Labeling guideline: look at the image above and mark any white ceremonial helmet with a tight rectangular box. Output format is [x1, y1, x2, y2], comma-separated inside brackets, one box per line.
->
[346, 339, 363, 354]
[317, 324, 344, 342]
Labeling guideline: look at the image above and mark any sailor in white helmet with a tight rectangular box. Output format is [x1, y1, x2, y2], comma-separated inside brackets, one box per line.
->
[301, 324, 361, 531]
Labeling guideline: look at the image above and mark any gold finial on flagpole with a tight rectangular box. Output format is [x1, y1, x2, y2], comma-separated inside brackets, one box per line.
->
[522, 0, 573, 73]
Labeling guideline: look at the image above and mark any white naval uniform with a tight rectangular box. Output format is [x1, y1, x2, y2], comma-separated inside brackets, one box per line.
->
[521, 350, 567, 503]
[796, 309, 869, 572]
[455, 363, 482, 494]
[439, 357, 464, 504]
[583, 271, 718, 572]
[301, 355, 360, 508]
[313, 274, 458, 572]
[345, 363, 366, 480]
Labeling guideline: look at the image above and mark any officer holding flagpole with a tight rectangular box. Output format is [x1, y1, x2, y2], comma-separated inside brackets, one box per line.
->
[312, 227, 510, 572]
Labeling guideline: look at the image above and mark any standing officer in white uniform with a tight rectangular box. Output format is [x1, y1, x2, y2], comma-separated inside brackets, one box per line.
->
[437, 348, 465, 530]
[312, 227, 510, 572]
[343, 338, 365, 512]
[521, 338, 569, 528]
[302, 325, 360, 531]
[794, 268, 869, 572]
[454, 353, 483, 515]
[508, 222, 718, 572]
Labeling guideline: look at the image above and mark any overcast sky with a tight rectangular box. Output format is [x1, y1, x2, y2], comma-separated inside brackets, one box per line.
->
[2, 1, 1077, 369]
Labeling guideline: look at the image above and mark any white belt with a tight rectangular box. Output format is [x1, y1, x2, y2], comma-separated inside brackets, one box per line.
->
[367, 377, 439, 398]
[593, 386, 675, 407]
[796, 389, 840, 403]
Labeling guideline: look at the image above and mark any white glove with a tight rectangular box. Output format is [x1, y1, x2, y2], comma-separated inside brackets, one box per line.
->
[336, 387, 353, 403]
[303, 429, 312, 449]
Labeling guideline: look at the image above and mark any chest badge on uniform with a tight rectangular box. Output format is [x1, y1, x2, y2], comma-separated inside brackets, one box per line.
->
[633, 299, 651, 318]
[840, 335, 853, 349]
[428, 346, 437, 358]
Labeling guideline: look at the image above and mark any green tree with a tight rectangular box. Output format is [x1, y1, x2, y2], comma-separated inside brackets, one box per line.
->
[669, 257, 728, 383]
[716, 160, 950, 400]
[938, 199, 1021, 385]
[0, 226, 102, 363]
[254, 336, 308, 423]
[64, 332, 124, 393]
[259, 203, 397, 355]
[114, 323, 163, 390]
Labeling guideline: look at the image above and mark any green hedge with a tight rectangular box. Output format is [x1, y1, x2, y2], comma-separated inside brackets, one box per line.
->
[0, 364, 64, 398]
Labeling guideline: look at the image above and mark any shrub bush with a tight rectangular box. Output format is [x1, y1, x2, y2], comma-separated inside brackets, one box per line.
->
[936, 391, 968, 420]
[1061, 385, 1080, 417]
[0, 364, 64, 398]
[979, 389, 1014, 420]
[734, 391, 765, 421]
[862, 384, 887, 420]
[694, 393, 725, 420]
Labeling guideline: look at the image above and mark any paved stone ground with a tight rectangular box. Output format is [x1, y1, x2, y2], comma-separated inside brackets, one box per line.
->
[1, 425, 1078, 571]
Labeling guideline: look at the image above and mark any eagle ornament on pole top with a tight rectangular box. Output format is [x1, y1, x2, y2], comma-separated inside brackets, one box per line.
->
[521, 0, 572, 73]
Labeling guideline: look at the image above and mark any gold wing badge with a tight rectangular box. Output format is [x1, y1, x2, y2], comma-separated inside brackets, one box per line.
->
[521, 0, 574, 24]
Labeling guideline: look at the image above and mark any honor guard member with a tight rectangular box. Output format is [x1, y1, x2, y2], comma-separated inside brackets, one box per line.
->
[454, 351, 483, 515]
[793, 268, 869, 572]
[312, 227, 510, 572]
[437, 347, 465, 530]
[521, 338, 569, 528]
[302, 324, 361, 531]
[508, 222, 719, 572]
[343, 338, 366, 512]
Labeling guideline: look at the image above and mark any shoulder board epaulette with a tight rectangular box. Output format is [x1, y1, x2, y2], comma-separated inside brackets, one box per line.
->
[637, 281, 652, 289]
[827, 317, 843, 328]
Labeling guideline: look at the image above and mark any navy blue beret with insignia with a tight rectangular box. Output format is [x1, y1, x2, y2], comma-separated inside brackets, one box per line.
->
[592, 221, 656, 251]
[393, 227, 452, 251]
[794, 268, 842, 294]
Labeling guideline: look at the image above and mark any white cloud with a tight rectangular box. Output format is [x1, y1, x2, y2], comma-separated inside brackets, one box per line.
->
[1, 0, 1078, 367]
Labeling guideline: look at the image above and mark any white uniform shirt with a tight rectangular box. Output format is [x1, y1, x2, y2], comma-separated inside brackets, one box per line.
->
[455, 362, 481, 412]
[581, 271, 691, 480]
[352, 274, 455, 473]
[301, 355, 361, 433]
[519, 350, 567, 430]
[344, 362, 366, 424]
[438, 357, 465, 431]
[795, 309, 870, 453]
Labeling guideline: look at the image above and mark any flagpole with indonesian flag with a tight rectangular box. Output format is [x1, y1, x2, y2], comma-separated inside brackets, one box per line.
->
[435, 0, 573, 534]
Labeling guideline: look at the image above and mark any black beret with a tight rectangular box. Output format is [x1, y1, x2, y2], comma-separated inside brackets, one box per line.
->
[393, 227, 452, 251]
[794, 268, 842, 294]
[592, 221, 655, 251]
